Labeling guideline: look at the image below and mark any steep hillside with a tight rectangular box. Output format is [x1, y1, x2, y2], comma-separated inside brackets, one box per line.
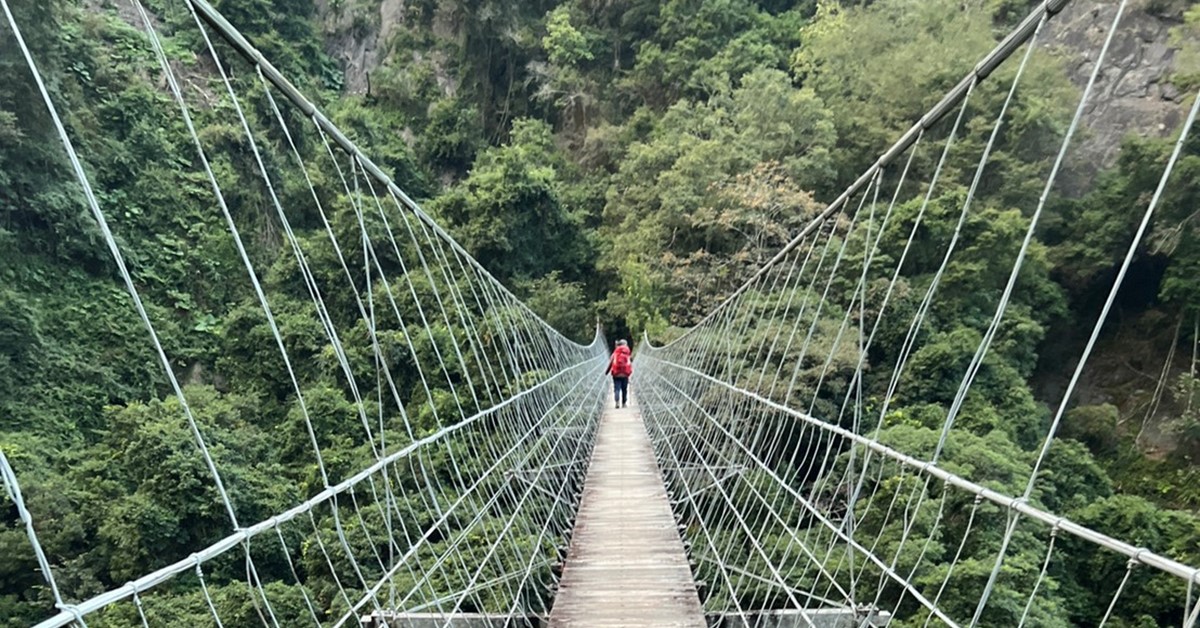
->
[1047, 0, 1192, 188]
[3, 0, 1200, 625]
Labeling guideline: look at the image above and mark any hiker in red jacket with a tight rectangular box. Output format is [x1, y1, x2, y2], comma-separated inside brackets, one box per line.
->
[606, 339, 632, 408]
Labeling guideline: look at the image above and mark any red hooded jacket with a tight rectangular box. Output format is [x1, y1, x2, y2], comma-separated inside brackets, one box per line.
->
[607, 345, 632, 378]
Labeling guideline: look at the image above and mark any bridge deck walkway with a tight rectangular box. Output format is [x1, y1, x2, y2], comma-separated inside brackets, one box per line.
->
[548, 397, 706, 628]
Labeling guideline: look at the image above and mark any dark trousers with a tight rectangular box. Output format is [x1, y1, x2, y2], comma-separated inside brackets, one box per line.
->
[612, 377, 629, 405]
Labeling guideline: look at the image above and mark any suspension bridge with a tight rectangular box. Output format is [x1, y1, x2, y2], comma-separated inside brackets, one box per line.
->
[2, 0, 1200, 625]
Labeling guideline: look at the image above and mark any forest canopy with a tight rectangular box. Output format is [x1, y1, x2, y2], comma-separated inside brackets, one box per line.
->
[2, 0, 1200, 625]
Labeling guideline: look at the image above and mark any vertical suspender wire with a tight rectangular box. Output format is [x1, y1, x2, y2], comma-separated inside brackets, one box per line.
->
[243, 538, 280, 627]
[747, 198, 852, 570]
[234, 68, 408, 615]
[818, 95, 974, 603]
[930, 12, 1064, 462]
[145, 0, 330, 495]
[273, 521, 322, 626]
[425, 233, 507, 405]
[256, 74, 413, 606]
[186, 15, 385, 465]
[361, 170, 469, 425]
[306, 122, 419, 444]
[335, 359, 604, 623]
[747, 245, 808, 396]
[966, 4, 1200, 624]
[385, 191, 539, 608]
[197, 561, 225, 628]
[656, 388, 821, 628]
[441, 375, 602, 620]
[404, 208, 502, 409]
[1185, 590, 1200, 628]
[339, 158, 465, 595]
[0, 449, 65, 611]
[835, 21, 1044, 619]
[1097, 562, 1137, 627]
[743, 246, 821, 562]
[685, 294, 750, 619]
[703, 259, 794, 599]
[857, 79, 976, 450]
[0, 10, 246, 624]
[700, 278, 770, 594]
[820, 153, 919, 585]
[311, 130, 457, 613]
[785, 176, 885, 593]
[803, 169, 883, 419]
[132, 590, 151, 628]
[306, 508, 356, 614]
[823, 86, 976, 600]
[728, 247, 817, 599]
[1016, 525, 1058, 628]
[977, 75, 1200, 628]
[157, 4, 382, 614]
[767, 186, 872, 572]
[454, 253, 523, 389]
[750, 240, 813, 396]
[388, 197, 483, 415]
[358, 171, 484, 599]
[255, 73, 434, 609]
[806, 136, 923, 589]
[920, 495, 984, 628]
[652, 372, 854, 611]
[748, 235, 831, 574]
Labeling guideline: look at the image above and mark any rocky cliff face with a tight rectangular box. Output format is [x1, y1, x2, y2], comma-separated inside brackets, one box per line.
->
[1044, 0, 1190, 189]
[315, 1, 1192, 172]
[316, 0, 407, 95]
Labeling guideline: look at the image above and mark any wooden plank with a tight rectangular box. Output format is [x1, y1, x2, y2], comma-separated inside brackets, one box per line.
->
[549, 399, 706, 628]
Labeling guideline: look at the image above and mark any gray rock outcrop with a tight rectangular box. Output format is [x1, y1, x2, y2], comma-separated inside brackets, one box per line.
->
[1044, 0, 1190, 190]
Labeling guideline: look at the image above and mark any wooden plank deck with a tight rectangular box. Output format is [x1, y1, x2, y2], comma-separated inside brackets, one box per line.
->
[548, 398, 706, 628]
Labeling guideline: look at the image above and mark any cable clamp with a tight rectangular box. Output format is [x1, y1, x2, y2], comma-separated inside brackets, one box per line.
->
[57, 603, 86, 624]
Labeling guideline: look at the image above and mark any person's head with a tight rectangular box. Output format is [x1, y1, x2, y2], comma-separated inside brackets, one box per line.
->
[617, 339, 627, 347]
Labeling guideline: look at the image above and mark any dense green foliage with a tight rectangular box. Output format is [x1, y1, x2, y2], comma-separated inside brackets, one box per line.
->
[3, 0, 1200, 625]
